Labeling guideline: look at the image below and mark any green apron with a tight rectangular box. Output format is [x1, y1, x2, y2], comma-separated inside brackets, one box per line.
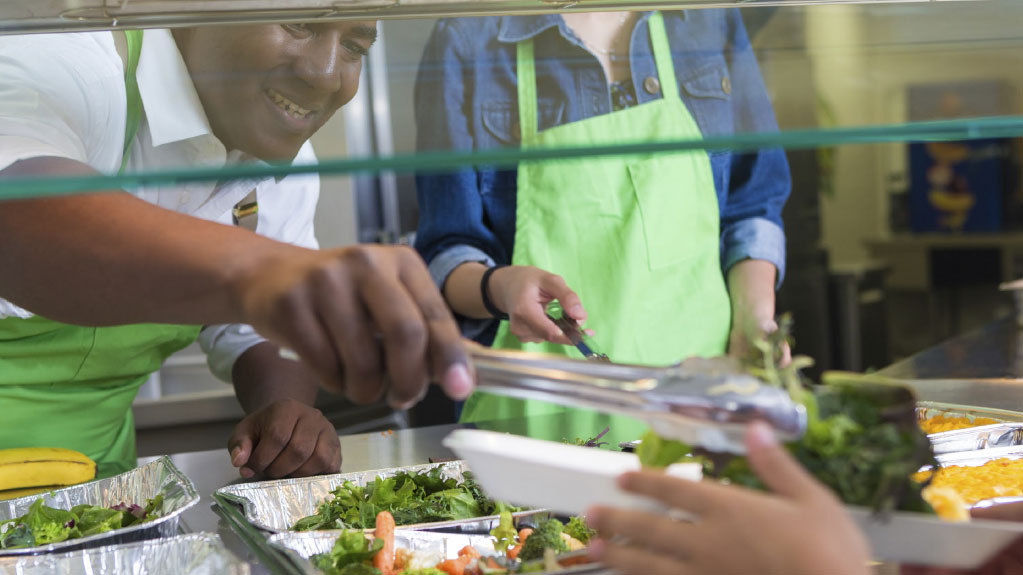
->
[0, 30, 200, 478]
[460, 13, 732, 444]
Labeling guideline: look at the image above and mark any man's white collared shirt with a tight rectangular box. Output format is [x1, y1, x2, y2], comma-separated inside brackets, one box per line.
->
[0, 29, 321, 381]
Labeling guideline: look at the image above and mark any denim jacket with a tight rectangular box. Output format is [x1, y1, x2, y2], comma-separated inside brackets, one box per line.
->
[413, 10, 791, 343]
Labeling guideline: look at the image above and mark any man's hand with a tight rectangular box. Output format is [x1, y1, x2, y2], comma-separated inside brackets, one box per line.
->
[236, 244, 472, 409]
[228, 399, 340, 479]
[487, 265, 586, 345]
[586, 422, 871, 575]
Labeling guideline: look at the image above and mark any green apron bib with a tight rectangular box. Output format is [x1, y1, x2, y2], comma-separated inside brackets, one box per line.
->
[0, 30, 200, 478]
[460, 13, 732, 444]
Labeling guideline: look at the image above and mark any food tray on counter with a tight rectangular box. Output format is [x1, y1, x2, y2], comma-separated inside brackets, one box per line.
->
[0, 456, 199, 557]
[933, 445, 1023, 468]
[923, 401, 1023, 454]
[854, 444, 1023, 568]
[0, 532, 247, 575]
[215, 461, 545, 534]
[269, 529, 608, 575]
[929, 424, 1023, 455]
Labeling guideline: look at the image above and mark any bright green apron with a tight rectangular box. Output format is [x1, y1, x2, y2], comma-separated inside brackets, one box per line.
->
[0, 31, 200, 478]
[460, 13, 732, 444]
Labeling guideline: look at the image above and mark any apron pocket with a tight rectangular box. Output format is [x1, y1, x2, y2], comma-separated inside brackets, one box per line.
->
[628, 158, 717, 270]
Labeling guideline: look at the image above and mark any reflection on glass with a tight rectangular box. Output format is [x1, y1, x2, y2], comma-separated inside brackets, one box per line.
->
[3, 3, 1023, 194]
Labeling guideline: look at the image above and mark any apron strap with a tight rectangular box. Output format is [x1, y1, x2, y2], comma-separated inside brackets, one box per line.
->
[647, 12, 679, 102]
[120, 30, 143, 175]
[515, 39, 539, 142]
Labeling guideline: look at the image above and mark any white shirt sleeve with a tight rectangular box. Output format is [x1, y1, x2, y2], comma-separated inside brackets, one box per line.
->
[0, 33, 125, 320]
[197, 142, 322, 382]
[0, 33, 124, 174]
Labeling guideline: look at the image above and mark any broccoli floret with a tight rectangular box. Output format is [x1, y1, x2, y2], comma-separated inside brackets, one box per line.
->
[517, 519, 567, 561]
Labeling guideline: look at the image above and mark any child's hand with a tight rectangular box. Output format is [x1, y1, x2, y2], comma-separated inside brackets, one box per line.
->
[586, 422, 871, 575]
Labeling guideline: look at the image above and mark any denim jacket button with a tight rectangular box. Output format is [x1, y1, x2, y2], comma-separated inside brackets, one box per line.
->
[721, 76, 732, 95]
[642, 76, 660, 95]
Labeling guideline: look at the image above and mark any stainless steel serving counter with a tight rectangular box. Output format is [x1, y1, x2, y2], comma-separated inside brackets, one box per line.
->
[879, 316, 1023, 412]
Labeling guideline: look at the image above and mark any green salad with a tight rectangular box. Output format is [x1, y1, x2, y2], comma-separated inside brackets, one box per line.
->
[639, 316, 935, 514]
[310, 511, 592, 575]
[0, 494, 163, 549]
[293, 466, 520, 531]
[311, 529, 385, 575]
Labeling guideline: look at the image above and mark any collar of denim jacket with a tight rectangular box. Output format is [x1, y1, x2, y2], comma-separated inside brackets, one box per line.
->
[496, 11, 672, 45]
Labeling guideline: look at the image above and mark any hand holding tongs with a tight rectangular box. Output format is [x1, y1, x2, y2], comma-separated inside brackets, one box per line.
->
[469, 346, 806, 454]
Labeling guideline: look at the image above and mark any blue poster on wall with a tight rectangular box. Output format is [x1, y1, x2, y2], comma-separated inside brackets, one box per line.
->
[908, 139, 1008, 233]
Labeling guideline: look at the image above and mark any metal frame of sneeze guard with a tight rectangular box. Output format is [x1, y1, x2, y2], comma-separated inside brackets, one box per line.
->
[469, 347, 807, 454]
[0, 0, 994, 36]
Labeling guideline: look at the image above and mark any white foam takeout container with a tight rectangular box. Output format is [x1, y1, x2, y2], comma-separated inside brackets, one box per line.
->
[442, 429, 701, 517]
[444, 429, 1023, 569]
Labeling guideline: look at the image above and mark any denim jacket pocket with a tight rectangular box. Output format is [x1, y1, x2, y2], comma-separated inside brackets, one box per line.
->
[679, 61, 734, 136]
[481, 99, 566, 147]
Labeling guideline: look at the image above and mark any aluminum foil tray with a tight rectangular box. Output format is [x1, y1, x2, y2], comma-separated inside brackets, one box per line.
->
[0, 456, 199, 557]
[929, 424, 1023, 455]
[0, 533, 247, 575]
[216, 461, 545, 534]
[922, 446, 1023, 509]
[269, 530, 609, 575]
[918, 401, 1023, 425]
[933, 444, 1023, 468]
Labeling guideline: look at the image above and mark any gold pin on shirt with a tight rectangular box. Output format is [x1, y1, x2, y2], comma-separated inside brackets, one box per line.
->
[232, 190, 258, 231]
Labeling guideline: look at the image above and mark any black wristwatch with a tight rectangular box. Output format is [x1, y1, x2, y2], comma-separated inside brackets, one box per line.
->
[480, 265, 510, 321]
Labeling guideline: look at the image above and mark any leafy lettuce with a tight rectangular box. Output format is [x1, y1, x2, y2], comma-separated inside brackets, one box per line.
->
[637, 316, 935, 514]
[293, 466, 518, 531]
[0, 495, 163, 550]
[311, 529, 384, 575]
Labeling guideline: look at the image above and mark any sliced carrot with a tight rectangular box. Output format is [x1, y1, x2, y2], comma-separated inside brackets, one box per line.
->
[458, 545, 481, 559]
[373, 511, 395, 575]
[437, 557, 467, 575]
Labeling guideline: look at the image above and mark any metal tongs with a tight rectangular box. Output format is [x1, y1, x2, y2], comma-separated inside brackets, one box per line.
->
[470, 347, 807, 454]
[546, 313, 609, 362]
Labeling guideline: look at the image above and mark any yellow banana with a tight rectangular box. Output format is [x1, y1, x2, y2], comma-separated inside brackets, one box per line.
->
[0, 485, 57, 501]
[0, 447, 96, 492]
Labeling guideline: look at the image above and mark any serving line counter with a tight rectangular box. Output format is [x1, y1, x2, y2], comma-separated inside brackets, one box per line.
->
[149, 316, 1023, 573]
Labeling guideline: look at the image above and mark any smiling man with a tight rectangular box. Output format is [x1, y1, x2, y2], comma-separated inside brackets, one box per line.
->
[174, 23, 379, 161]
[0, 22, 472, 479]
